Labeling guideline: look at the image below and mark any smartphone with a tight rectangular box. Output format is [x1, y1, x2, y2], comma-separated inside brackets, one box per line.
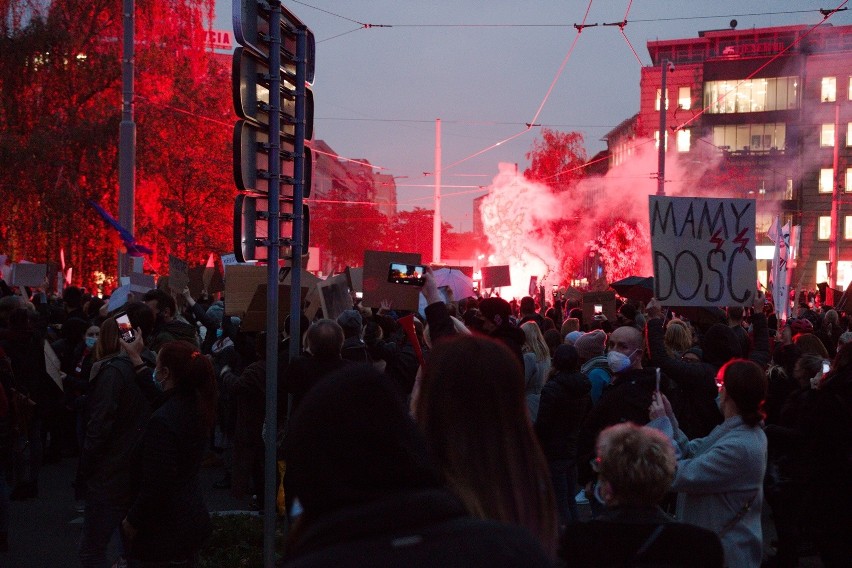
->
[355, 291, 364, 300]
[387, 263, 426, 286]
[594, 304, 603, 315]
[823, 361, 830, 375]
[115, 312, 136, 343]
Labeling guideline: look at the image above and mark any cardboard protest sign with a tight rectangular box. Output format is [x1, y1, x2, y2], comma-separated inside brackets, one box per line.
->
[107, 284, 132, 312]
[649, 196, 757, 307]
[582, 291, 617, 324]
[168, 255, 190, 292]
[128, 272, 155, 294]
[480, 265, 511, 289]
[317, 274, 352, 321]
[44, 340, 64, 392]
[362, 251, 422, 312]
[241, 284, 293, 332]
[11, 263, 47, 287]
[345, 266, 364, 294]
[223, 265, 267, 316]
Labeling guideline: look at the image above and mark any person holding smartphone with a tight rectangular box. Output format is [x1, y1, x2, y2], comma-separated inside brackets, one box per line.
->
[120, 339, 218, 566]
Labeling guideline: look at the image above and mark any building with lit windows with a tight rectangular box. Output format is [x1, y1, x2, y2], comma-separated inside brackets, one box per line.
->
[607, 22, 852, 291]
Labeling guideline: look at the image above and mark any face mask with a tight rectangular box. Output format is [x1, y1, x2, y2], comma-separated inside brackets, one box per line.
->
[85, 337, 97, 349]
[216, 328, 224, 338]
[152, 369, 165, 392]
[607, 350, 632, 373]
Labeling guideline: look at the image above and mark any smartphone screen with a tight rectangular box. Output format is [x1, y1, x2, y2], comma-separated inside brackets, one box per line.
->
[116, 312, 136, 343]
[823, 361, 830, 375]
[594, 304, 603, 315]
[387, 263, 426, 286]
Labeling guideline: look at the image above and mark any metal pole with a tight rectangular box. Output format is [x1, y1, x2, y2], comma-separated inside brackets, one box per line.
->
[432, 118, 442, 263]
[657, 61, 668, 196]
[263, 3, 282, 566]
[118, 0, 135, 277]
[829, 102, 841, 304]
[288, 29, 307, 360]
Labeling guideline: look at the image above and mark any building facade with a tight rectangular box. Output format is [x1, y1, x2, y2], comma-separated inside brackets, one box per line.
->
[609, 23, 852, 291]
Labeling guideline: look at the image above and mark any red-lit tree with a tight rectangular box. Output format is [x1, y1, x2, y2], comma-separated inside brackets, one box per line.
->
[524, 128, 587, 193]
[0, 0, 227, 290]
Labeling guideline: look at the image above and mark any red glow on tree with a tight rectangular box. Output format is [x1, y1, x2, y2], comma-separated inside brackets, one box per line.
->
[586, 220, 650, 282]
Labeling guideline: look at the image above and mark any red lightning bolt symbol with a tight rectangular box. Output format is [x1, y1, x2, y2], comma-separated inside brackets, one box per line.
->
[733, 228, 749, 253]
[710, 229, 724, 251]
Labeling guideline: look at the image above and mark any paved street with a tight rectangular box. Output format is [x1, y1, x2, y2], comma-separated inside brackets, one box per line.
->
[5, 455, 249, 568]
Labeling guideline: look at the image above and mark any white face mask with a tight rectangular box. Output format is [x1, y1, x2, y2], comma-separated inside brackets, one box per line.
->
[607, 350, 632, 373]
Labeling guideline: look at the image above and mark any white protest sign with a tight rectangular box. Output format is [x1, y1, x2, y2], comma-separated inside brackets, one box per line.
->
[649, 196, 757, 307]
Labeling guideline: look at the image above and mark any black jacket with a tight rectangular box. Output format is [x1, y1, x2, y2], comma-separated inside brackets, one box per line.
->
[577, 367, 670, 486]
[76, 354, 153, 505]
[283, 489, 552, 568]
[560, 506, 723, 567]
[126, 389, 212, 562]
[535, 370, 591, 461]
[646, 313, 769, 439]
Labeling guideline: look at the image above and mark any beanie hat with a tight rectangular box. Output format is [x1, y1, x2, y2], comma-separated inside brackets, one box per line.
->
[574, 329, 606, 359]
[336, 309, 363, 334]
[552, 344, 579, 372]
[478, 297, 512, 326]
[565, 330, 584, 345]
[205, 301, 225, 327]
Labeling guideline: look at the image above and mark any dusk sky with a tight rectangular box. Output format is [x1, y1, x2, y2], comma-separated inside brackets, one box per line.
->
[215, 1, 851, 231]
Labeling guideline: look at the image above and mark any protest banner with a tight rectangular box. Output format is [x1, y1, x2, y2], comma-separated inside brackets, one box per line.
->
[649, 196, 757, 307]
[11, 263, 47, 287]
[317, 274, 352, 321]
[223, 264, 267, 316]
[220, 253, 238, 266]
[345, 266, 364, 294]
[242, 284, 292, 332]
[168, 255, 190, 293]
[480, 265, 511, 290]
[362, 250, 422, 312]
[107, 284, 132, 312]
[128, 272, 155, 294]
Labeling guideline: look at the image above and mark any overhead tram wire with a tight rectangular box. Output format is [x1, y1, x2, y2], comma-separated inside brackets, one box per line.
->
[437, 0, 596, 176]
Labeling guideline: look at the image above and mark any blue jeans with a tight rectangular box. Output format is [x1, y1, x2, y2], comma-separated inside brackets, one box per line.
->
[548, 458, 579, 525]
[78, 501, 128, 568]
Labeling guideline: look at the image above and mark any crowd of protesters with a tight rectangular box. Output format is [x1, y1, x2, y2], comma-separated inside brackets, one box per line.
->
[1, 272, 851, 567]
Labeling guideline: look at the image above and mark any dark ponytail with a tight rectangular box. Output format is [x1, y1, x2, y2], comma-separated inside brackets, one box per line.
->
[719, 359, 767, 427]
[158, 341, 218, 432]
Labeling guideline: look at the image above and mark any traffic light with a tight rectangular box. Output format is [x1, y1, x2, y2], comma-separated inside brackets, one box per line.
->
[232, 0, 313, 263]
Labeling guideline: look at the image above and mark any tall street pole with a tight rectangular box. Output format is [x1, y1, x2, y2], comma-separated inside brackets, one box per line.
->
[657, 60, 669, 196]
[118, 0, 136, 277]
[433, 118, 442, 264]
[829, 102, 841, 304]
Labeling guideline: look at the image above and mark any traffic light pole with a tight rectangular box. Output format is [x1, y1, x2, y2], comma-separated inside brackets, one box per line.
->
[263, 3, 281, 566]
[289, 27, 307, 362]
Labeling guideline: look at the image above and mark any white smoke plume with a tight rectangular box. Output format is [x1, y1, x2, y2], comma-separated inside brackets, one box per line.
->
[480, 139, 724, 297]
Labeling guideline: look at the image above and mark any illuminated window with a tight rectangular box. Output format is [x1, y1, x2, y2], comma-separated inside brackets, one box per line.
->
[847, 167, 852, 193]
[822, 77, 836, 102]
[845, 216, 852, 240]
[705, 77, 799, 114]
[655, 88, 669, 111]
[711, 123, 785, 152]
[847, 122, 852, 146]
[677, 129, 690, 152]
[817, 261, 852, 289]
[819, 168, 834, 193]
[849, 77, 852, 100]
[654, 130, 668, 150]
[821, 124, 835, 147]
[678, 86, 691, 110]
[819, 216, 831, 240]
[786, 179, 794, 200]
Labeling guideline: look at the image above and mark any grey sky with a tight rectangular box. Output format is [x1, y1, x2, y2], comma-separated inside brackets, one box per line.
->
[216, 1, 851, 230]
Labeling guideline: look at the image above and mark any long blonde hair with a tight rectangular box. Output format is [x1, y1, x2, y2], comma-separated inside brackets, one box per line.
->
[95, 317, 121, 361]
[521, 321, 549, 362]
